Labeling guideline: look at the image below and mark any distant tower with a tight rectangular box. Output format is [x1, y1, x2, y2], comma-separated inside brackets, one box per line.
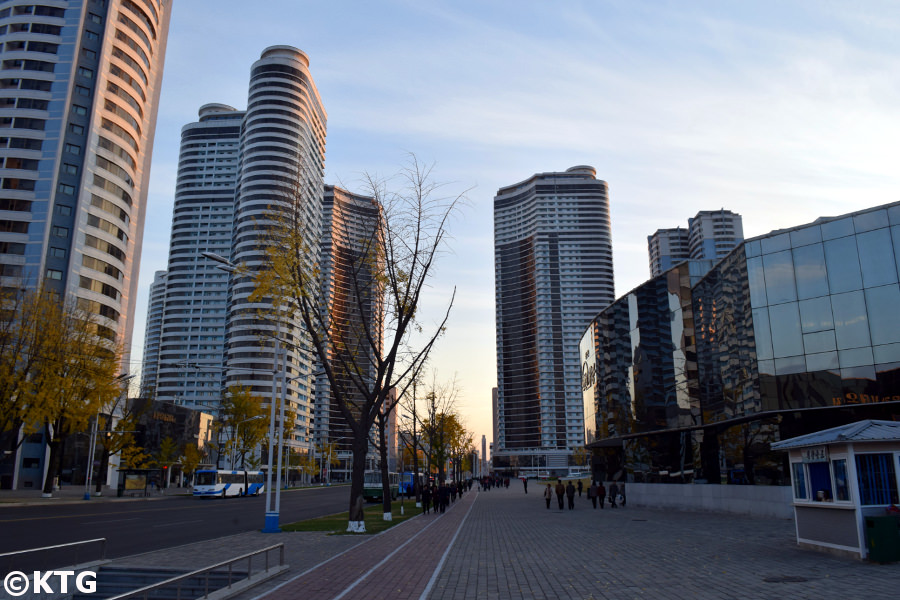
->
[140, 270, 167, 398]
[648, 210, 743, 276]
[688, 209, 743, 263]
[316, 184, 382, 457]
[0, 0, 173, 366]
[648, 227, 690, 277]
[493, 166, 614, 472]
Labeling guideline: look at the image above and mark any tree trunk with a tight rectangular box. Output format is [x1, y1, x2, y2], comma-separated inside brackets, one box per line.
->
[41, 423, 64, 497]
[95, 446, 109, 494]
[347, 435, 368, 532]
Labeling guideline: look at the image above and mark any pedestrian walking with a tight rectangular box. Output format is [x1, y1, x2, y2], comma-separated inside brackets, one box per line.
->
[619, 482, 626, 508]
[555, 480, 565, 510]
[589, 481, 599, 509]
[544, 483, 552, 509]
[523, 477, 528, 494]
[566, 481, 576, 510]
[608, 481, 619, 508]
[577, 480, 583, 497]
[422, 484, 432, 514]
[598, 481, 606, 509]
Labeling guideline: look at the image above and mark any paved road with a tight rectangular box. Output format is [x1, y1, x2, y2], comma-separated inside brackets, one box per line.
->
[0, 486, 348, 558]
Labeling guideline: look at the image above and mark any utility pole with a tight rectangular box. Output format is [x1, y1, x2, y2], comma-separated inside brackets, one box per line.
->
[412, 379, 421, 507]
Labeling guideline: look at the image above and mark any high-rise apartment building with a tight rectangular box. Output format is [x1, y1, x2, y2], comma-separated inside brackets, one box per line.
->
[648, 209, 743, 277]
[648, 227, 689, 277]
[139, 269, 165, 396]
[150, 103, 242, 406]
[688, 209, 743, 263]
[493, 165, 614, 473]
[316, 184, 382, 460]
[224, 46, 327, 454]
[0, 0, 172, 364]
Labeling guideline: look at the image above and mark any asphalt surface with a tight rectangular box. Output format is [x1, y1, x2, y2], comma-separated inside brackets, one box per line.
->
[0, 485, 348, 559]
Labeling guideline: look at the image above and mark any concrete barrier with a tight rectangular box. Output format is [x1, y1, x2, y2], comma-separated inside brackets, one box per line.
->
[621, 483, 793, 518]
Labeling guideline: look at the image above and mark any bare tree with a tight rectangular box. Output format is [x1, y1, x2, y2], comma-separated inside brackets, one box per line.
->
[253, 156, 464, 532]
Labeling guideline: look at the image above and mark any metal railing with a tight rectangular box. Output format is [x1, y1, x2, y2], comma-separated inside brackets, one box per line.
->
[0, 538, 106, 574]
[107, 543, 285, 600]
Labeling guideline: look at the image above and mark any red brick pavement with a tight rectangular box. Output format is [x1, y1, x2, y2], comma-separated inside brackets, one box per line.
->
[261, 489, 477, 600]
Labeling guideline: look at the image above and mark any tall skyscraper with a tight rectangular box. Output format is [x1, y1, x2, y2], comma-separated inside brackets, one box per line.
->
[648, 227, 689, 277]
[316, 184, 382, 459]
[139, 269, 165, 397]
[688, 209, 743, 263]
[493, 165, 614, 473]
[648, 209, 743, 277]
[224, 46, 327, 453]
[0, 0, 172, 365]
[150, 103, 242, 406]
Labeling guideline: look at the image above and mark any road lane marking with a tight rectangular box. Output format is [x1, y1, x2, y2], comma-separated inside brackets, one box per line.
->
[81, 518, 141, 525]
[152, 519, 202, 528]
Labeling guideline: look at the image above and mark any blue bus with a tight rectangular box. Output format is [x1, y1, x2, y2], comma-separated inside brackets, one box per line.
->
[399, 472, 424, 496]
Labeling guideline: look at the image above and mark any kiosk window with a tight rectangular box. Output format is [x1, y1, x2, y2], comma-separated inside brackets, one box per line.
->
[808, 462, 832, 501]
[856, 453, 899, 505]
[791, 463, 808, 500]
[832, 459, 850, 501]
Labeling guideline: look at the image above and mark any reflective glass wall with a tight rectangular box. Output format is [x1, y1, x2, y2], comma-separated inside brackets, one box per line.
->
[589, 262, 701, 481]
[586, 202, 900, 485]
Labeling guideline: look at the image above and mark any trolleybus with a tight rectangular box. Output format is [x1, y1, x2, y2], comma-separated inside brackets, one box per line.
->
[193, 469, 265, 497]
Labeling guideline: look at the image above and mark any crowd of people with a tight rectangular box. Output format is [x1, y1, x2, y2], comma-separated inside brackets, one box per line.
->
[411, 475, 625, 515]
[419, 478, 474, 514]
[541, 479, 625, 510]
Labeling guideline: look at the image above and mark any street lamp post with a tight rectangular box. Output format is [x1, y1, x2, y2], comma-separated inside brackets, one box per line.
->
[84, 373, 133, 500]
[202, 251, 285, 533]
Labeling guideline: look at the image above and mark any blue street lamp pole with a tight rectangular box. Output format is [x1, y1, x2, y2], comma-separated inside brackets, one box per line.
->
[202, 251, 284, 533]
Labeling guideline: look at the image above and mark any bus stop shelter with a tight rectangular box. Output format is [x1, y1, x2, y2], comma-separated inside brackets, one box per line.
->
[771, 420, 900, 561]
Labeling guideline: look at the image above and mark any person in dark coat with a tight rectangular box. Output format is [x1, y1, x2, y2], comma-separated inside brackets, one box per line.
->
[544, 483, 553, 509]
[608, 481, 619, 508]
[577, 480, 583, 497]
[422, 484, 432, 514]
[555, 481, 565, 510]
[589, 481, 599, 509]
[566, 481, 576, 510]
[597, 481, 606, 509]
[523, 477, 528, 494]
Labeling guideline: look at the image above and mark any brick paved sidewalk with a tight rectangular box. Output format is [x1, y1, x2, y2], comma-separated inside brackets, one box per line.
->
[256, 490, 476, 600]
[428, 485, 900, 600]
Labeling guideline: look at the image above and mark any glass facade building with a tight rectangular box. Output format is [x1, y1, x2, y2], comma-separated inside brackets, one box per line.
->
[584, 202, 900, 485]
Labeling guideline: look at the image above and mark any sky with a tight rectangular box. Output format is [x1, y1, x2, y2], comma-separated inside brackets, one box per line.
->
[130, 0, 900, 453]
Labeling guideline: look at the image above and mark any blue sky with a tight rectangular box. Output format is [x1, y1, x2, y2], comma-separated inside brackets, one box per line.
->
[133, 0, 900, 447]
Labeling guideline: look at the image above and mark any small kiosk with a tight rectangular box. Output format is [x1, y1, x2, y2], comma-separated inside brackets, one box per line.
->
[772, 420, 900, 561]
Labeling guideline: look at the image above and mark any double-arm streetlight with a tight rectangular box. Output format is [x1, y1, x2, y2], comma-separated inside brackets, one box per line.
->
[202, 251, 287, 533]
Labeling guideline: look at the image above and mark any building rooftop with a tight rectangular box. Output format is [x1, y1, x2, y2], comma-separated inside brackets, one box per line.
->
[771, 420, 900, 450]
